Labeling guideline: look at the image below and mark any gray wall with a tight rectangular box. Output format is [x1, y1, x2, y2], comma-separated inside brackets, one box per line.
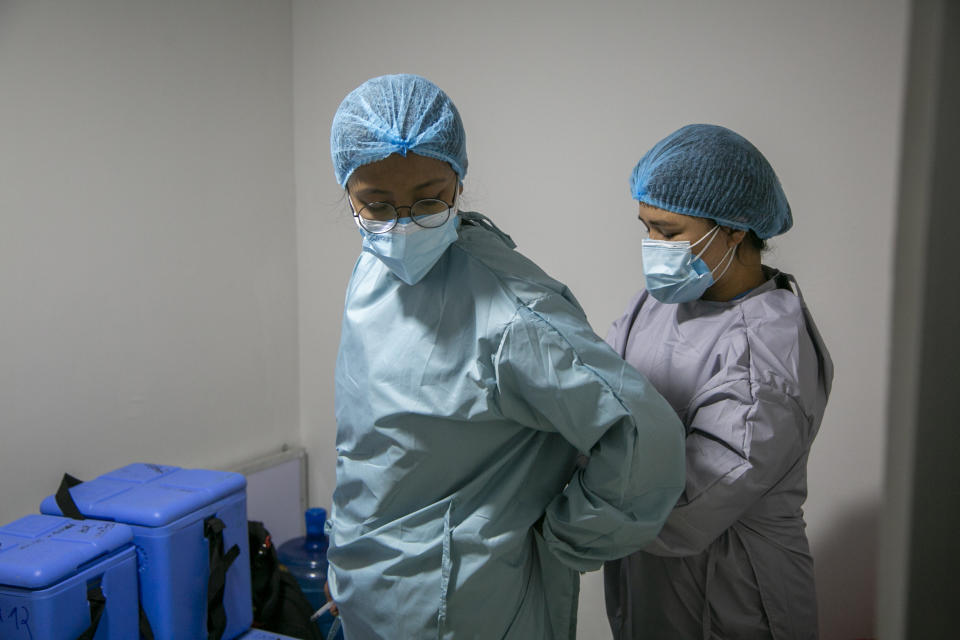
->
[294, 1, 908, 638]
[879, 0, 960, 637]
[0, 0, 299, 520]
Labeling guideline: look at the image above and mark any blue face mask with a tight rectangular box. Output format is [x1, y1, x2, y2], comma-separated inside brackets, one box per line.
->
[641, 225, 735, 303]
[358, 208, 460, 286]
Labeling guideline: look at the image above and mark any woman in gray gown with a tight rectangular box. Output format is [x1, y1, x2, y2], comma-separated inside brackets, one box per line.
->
[603, 124, 834, 640]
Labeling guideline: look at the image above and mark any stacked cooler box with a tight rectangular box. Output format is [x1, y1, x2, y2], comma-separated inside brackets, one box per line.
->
[40, 463, 253, 639]
[0, 514, 139, 639]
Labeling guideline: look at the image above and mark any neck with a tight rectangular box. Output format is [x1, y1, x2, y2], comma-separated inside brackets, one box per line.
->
[701, 251, 766, 302]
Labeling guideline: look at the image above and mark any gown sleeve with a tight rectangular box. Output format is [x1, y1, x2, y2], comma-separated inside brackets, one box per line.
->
[644, 377, 809, 557]
[494, 299, 686, 572]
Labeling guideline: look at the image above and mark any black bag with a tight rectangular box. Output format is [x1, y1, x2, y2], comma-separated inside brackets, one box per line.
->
[248, 520, 325, 640]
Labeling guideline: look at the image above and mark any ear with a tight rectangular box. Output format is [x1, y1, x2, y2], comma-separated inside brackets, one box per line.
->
[724, 227, 747, 247]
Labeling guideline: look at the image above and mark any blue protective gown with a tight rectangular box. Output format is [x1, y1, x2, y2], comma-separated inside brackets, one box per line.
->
[603, 269, 834, 640]
[328, 212, 685, 639]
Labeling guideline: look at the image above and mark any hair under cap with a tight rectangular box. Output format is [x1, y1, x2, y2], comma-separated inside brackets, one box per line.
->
[630, 124, 792, 239]
[330, 74, 468, 187]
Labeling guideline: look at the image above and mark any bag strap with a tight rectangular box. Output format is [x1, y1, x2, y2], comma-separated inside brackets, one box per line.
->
[204, 516, 241, 640]
[56, 473, 86, 520]
[76, 583, 106, 640]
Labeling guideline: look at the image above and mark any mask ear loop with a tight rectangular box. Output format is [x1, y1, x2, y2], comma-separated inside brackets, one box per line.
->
[711, 242, 738, 283]
[691, 225, 722, 259]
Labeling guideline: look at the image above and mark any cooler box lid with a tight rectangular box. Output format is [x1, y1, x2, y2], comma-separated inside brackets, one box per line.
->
[237, 630, 305, 640]
[40, 463, 246, 527]
[0, 514, 133, 589]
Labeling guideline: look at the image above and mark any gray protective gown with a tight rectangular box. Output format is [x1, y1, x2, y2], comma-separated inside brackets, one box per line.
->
[603, 269, 833, 640]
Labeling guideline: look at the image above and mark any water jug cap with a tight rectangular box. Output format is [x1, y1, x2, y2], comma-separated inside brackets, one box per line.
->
[305, 507, 327, 538]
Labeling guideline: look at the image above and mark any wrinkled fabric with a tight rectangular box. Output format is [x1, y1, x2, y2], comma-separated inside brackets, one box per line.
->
[603, 269, 833, 640]
[630, 124, 792, 239]
[329, 212, 686, 640]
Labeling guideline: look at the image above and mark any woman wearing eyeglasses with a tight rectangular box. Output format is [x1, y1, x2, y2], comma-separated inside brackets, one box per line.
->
[324, 74, 686, 639]
[603, 124, 834, 639]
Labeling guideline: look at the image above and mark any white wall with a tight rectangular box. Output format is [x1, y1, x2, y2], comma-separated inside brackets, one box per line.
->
[0, 0, 904, 636]
[294, 1, 908, 638]
[0, 0, 299, 522]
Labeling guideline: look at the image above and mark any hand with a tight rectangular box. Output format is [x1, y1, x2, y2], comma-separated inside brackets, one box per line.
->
[324, 580, 339, 616]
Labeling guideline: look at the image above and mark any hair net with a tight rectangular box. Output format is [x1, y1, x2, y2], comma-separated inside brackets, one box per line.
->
[331, 74, 468, 187]
[630, 124, 792, 239]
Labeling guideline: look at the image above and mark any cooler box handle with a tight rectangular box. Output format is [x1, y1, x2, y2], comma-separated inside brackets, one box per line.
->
[204, 516, 241, 640]
[55, 473, 156, 640]
[56, 473, 86, 520]
[76, 583, 105, 640]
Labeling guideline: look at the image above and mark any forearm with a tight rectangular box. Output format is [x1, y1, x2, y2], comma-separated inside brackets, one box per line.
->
[542, 414, 685, 571]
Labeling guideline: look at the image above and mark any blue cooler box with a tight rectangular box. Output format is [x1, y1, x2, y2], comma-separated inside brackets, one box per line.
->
[0, 514, 139, 640]
[236, 631, 302, 640]
[40, 463, 253, 640]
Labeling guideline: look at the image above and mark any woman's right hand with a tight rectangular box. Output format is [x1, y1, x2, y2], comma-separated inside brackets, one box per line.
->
[324, 580, 339, 616]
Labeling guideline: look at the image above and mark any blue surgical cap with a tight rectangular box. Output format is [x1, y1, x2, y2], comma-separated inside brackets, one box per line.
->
[330, 74, 468, 187]
[630, 124, 792, 239]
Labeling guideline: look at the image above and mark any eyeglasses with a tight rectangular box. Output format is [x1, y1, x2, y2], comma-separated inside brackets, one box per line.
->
[350, 195, 458, 234]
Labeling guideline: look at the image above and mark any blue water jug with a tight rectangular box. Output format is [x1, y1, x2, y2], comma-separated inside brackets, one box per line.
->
[277, 508, 342, 639]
